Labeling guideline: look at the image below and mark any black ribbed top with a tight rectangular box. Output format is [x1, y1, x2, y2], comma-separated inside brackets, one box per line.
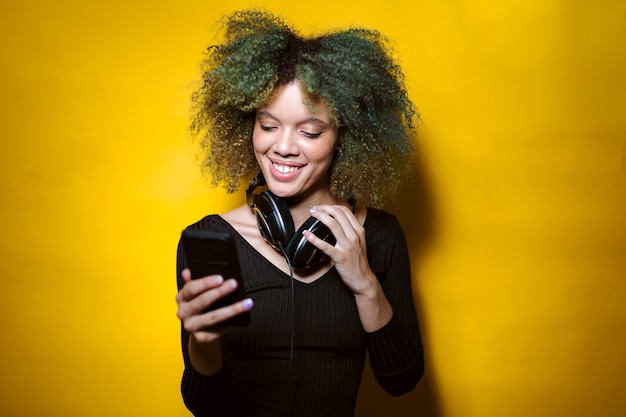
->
[176, 209, 424, 417]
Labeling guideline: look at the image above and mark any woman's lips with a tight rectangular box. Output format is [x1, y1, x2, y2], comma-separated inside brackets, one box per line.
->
[269, 161, 303, 180]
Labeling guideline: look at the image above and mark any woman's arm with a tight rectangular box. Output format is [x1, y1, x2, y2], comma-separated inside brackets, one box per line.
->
[364, 213, 424, 395]
[175, 237, 254, 414]
[305, 207, 424, 395]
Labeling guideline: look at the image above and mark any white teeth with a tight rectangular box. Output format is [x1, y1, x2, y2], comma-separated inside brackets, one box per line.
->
[273, 163, 298, 174]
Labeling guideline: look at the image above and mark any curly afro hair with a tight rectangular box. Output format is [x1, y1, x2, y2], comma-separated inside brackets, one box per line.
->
[190, 9, 419, 208]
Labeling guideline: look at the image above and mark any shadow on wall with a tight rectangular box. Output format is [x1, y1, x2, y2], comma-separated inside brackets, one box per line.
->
[355, 135, 442, 417]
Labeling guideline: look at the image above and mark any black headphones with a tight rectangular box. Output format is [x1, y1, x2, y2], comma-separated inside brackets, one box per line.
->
[246, 174, 336, 270]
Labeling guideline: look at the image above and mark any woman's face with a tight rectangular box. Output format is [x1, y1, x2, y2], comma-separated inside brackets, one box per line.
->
[253, 81, 339, 202]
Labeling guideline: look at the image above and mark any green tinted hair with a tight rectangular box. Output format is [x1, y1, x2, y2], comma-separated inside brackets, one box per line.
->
[190, 9, 419, 208]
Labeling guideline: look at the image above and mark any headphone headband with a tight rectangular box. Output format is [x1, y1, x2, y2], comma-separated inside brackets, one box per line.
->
[246, 173, 267, 208]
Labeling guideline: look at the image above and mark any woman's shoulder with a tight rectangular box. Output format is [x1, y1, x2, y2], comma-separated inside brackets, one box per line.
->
[184, 214, 230, 232]
[185, 205, 261, 247]
[185, 205, 253, 231]
[364, 207, 402, 232]
[363, 208, 407, 276]
[363, 207, 406, 248]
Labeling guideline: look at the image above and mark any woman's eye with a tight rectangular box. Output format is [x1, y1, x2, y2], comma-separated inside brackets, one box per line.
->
[301, 131, 322, 139]
[260, 125, 276, 132]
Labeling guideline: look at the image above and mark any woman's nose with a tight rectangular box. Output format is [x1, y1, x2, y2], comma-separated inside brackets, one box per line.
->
[273, 129, 299, 156]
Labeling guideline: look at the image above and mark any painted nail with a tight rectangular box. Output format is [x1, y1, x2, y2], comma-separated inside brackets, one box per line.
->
[310, 206, 318, 214]
[242, 298, 254, 309]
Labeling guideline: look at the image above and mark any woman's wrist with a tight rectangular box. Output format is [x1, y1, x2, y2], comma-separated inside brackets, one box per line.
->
[353, 277, 393, 332]
[188, 334, 223, 376]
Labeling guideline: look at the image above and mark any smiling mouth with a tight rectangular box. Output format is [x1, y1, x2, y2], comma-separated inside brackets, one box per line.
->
[272, 162, 300, 174]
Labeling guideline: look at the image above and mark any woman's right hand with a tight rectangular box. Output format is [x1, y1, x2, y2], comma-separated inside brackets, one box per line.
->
[176, 268, 254, 344]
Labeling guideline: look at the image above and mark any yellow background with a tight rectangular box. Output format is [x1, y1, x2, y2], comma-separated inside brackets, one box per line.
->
[1, 1, 624, 416]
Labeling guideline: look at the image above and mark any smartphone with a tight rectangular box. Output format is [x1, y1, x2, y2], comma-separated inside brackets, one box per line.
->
[181, 229, 250, 326]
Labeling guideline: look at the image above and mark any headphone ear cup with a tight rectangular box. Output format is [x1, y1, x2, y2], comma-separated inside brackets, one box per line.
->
[286, 217, 336, 269]
[252, 191, 295, 249]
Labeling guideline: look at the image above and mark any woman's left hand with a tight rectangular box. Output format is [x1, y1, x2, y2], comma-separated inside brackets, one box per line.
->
[303, 205, 374, 294]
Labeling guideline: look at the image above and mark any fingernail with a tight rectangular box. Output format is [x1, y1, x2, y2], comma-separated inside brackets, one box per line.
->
[242, 298, 254, 309]
[310, 206, 318, 214]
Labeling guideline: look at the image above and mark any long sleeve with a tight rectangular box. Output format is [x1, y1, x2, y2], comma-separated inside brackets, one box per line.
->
[364, 210, 425, 396]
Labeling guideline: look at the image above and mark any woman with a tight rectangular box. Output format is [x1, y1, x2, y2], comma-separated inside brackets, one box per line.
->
[175, 10, 424, 417]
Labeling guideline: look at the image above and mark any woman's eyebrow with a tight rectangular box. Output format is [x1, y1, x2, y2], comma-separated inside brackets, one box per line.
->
[300, 117, 331, 127]
[256, 110, 279, 121]
[256, 111, 331, 127]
